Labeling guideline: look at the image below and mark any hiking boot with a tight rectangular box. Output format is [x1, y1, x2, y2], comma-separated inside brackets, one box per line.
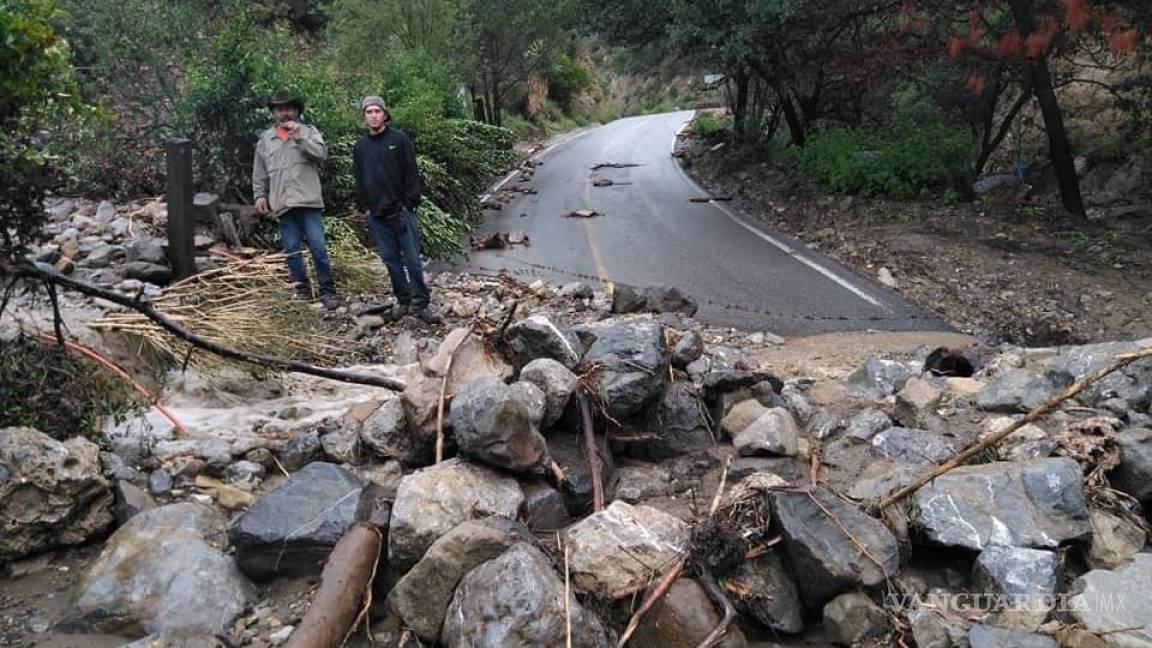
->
[292, 284, 312, 300]
[319, 294, 340, 311]
[413, 308, 441, 325]
[387, 303, 410, 321]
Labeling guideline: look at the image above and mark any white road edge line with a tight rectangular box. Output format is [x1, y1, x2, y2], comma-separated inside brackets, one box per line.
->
[479, 128, 595, 202]
[670, 111, 888, 310]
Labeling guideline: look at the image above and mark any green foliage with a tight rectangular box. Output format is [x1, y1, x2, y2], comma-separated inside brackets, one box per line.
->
[0, 335, 143, 441]
[549, 53, 594, 110]
[417, 202, 469, 260]
[692, 113, 730, 139]
[792, 121, 975, 199]
[0, 0, 85, 261]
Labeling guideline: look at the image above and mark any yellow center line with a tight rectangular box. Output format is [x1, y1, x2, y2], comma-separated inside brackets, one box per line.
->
[582, 150, 614, 293]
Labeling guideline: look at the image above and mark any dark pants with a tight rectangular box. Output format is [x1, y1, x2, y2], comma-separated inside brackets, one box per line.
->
[279, 207, 335, 296]
[368, 209, 429, 309]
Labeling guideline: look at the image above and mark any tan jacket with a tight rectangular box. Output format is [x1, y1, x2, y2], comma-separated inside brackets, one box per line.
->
[252, 123, 328, 217]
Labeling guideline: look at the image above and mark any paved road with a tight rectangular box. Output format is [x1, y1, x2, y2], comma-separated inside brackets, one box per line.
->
[457, 111, 948, 335]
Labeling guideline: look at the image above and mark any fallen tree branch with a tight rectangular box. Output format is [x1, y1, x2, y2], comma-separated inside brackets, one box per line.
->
[6, 262, 406, 391]
[615, 558, 686, 648]
[878, 346, 1152, 512]
[286, 524, 382, 648]
[36, 332, 188, 435]
[577, 391, 605, 512]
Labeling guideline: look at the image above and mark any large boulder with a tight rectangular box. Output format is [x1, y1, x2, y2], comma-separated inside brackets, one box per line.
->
[402, 328, 514, 439]
[505, 314, 582, 369]
[0, 427, 113, 561]
[1069, 552, 1152, 648]
[1087, 507, 1147, 569]
[228, 462, 373, 580]
[126, 237, 167, 264]
[894, 377, 943, 429]
[519, 358, 578, 427]
[771, 486, 900, 607]
[583, 319, 669, 419]
[975, 369, 1064, 413]
[734, 408, 800, 457]
[565, 501, 689, 596]
[388, 517, 530, 643]
[442, 543, 611, 647]
[631, 578, 747, 648]
[845, 357, 919, 399]
[63, 503, 255, 637]
[823, 592, 891, 646]
[1112, 428, 1152, 506]
[358, 399, 427, 464]
[388, 459, 524, 575]
[871, 427, 955, 464]
[846, 409, 894, 442]
[612, 284, 699, 317]
[910, 458, 1091, 551]
[632, 382, 714, 460]
[725, 550, 804, 633]
[450, 377, 548, 474]
[972, 546, 1059, 630]
[547, 429, 616, 515]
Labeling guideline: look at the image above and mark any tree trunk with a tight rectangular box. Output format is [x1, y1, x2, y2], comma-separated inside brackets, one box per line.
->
[1008, 0, 1086, 219]
[775, 85, 806, 147]
[731, 67, 750, 142]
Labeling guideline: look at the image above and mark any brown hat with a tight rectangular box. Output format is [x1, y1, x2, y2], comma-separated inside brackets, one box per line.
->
[267, 90, 304, 113]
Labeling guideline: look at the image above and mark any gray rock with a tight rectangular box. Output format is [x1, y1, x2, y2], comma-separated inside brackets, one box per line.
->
[846, 408, 893, 441]
[806, 407, 841, 440]
[727, 551, 803, 633]
[126, 237, 167, 264]
[358, 399, 425, 464]
[1113, 428, 1152, 505]
[976, 370, 1063, 413]
[274, 429, 323, 472]
[100, 451, 143, 483]
[612, 284, 698, 316]
[509, 380, 546, 428]
[630, 578, 747, 648]
[702, 370, 783, 400]
[583, 318, 668, 419]
[45, 198, 76, 221]
[1046, 340, 1152, 411]
[771, 486, 900, 607]
[228, 462, 371, 580]
[634, 382, 714, 460]
[319, 428, 360, 464]
[780, 382, 814, 426]
[85, 243, 124, 268]
[520, 358, 578, 428]
[95, 200, 117, 223]
[123, 261, 172, 284]
[972, 546, 1058, 630]
[63, 503, 255, 637]
[910, 458, 1091, 551]
[823, 592, 890, 645]
[871, 427, 955, 463]
[151, 438, 233, 466]
[848, 460, 925, 502]
[388, 459, 524, 575]
[558, 281, 594, 299]
[0, 428, 113, 561]
[672, 330, 705, 369]
[227, 460, 265, 486]
[113, 480, 156, 524]
[973, 173, 1021, 195]
[522, 482, 571, 531]
[1087, 507, 1147, 569]
[389, 517, 530, 643]
[148, 469, 173, 496]
[735, 408, 800, 457]
[565, 501, 689, 596]
[720, 398, 768, 439]
[908, 604, 972, 648]
[614, 464, 671, 503]
[846, 357, 919, 399]
[1069, 552, 1152, 648]
[450, 376, 548, 474]
[547, 429, 616, 514]
[895, 377, 944, 428]
[968, 625, 1057, 648]
[120, 635, 227, 648]
[442, 543, 611, 648]
[505, 314, 582, 369]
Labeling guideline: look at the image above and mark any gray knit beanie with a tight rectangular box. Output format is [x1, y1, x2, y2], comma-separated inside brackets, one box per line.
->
[361, 96, 388, 114]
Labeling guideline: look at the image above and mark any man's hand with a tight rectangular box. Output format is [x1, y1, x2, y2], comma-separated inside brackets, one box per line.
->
[282, 120, 300, 135]
[255, 198, 270, 214]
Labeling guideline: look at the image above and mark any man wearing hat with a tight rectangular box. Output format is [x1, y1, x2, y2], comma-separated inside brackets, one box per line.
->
[353, 96, 439, 323]
[252, 89, 338, 308]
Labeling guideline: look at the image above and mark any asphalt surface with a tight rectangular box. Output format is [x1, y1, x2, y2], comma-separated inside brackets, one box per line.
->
[457, 111, 949, 335]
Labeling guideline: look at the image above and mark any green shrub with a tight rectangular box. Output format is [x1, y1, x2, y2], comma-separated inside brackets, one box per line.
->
[692, 113, 729, 139]
[791, 121, 975, 199]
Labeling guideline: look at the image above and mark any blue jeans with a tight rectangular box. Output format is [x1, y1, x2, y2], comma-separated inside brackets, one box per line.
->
[279, 208, 335, 296]
[367, 209, 429, 309]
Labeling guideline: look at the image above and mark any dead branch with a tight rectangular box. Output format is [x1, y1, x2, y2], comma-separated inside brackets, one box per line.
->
[6, 262, 406, 391]
[878, 347, 1152, 512]
[36, 332, 188, 435]
[615, 558, 686, 648]
[577, 391, 605, 512]
[708, 456, 732, 517]
[286, 524, 382, 648]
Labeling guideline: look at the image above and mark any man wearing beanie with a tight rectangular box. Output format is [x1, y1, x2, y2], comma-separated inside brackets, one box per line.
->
[353, 95, 439, 324]
[252, 89, 338, 309]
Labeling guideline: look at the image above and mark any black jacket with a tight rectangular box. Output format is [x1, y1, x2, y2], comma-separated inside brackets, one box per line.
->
[352, 127, 421, 217]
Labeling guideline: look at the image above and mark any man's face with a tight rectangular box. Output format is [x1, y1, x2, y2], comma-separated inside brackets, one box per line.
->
[273, 106, 299, 123]
[364, 105, 388, 130]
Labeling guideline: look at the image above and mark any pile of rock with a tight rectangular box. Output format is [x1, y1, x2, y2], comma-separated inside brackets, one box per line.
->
[5, 269, 1152, 647]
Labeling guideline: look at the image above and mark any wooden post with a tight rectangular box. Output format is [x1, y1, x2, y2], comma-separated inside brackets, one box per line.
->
[166, 139, 196, 280]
